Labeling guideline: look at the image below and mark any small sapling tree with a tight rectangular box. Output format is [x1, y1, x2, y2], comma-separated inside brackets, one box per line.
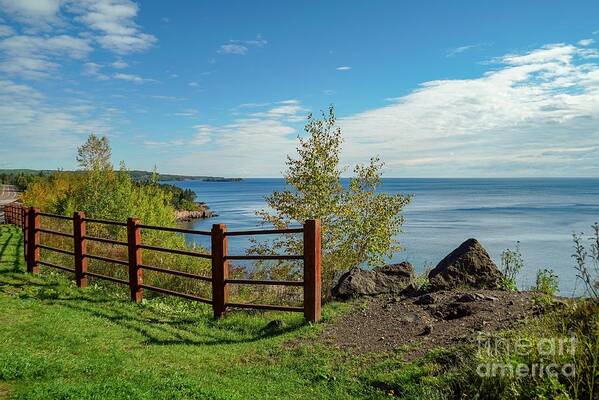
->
[255, 106, 412, 296]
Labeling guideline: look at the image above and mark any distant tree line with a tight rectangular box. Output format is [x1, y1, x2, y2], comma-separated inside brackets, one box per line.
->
[0, 172, 43, 191]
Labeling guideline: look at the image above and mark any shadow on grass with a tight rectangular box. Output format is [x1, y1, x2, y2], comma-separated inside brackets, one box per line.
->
[0, 226, 25, 273]
[0, 225, 305, 347]
[58, 299, 304, 346]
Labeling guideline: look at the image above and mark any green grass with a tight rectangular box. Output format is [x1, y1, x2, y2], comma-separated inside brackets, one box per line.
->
[1, 225, 596, 399]
[0, 225, 383, 400]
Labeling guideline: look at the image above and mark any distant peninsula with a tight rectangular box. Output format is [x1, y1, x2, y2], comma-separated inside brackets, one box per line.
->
[0, 169, 242, 183]
[128, 170, 242, 182]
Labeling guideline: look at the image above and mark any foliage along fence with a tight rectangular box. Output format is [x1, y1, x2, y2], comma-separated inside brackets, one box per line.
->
[2, 203, 322, 322]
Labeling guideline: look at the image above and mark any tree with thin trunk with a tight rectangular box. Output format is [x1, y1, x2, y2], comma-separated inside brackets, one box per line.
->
[255, 106, 412, 297]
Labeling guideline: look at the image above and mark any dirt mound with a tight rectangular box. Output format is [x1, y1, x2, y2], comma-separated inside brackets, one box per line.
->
[319, 289, 537, 359]
[428, 239, 503, 290]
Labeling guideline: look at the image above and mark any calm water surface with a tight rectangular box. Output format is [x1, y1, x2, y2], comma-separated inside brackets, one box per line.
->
[168, 178, 599, 295]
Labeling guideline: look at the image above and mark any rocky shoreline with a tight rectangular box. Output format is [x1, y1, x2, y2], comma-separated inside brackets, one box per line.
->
[174, 202, 216, 221]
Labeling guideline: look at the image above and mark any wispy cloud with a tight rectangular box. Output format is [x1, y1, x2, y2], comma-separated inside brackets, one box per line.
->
[163, 41, 599, 177]
[113, 72, 154, 84]
[578, 38, 595, 46]
[111, 60, 128, 69]
[336, 43, 599, 176]
[218, 43, 248, 55]
[143, 139, 185, 147]
[446, 43, 485, 57]
[0, 0, 155, 80]
[82, 62, 109, 80]
[168, 108, 199, 118]
[0, 0, 62, 30]
[0, 34, 92, 79]
[217, 35, 267, 55]
[68, 0, 156, 54]
[336, 66, 351, 71]
[151, 95, 185, 101]
[0, 78, 117, 166]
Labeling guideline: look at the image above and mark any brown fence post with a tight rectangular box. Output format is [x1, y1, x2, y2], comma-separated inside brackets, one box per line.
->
[20, 206, 25, 230]
[26, 207, 40, 274]
[127, 217, 143, 302]
[73, 211, 88, 288]
[211, 223, 228, 318]
[303, 219, 321, 322]
[22, 207, 28, 262]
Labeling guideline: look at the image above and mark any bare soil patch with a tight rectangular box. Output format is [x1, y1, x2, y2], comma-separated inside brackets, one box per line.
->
[320, 289, 538, 360]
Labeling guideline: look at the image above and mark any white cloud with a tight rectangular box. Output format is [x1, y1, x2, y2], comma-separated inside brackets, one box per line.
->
[218, 43, 248, 55]
[497, 44, 578, 65]
[144, 139, 185, 147]
[162, 42, 599, 177]
[82, 61, 109, 80]
[112, 72, 154, 83]
[0, 34, 92, 79]
[336, 66, 351, 71]
[168, 108, 199, 118]
[446, 43, 484, 57]
[217, 36, 267, 55]
[578, 38, 594, 46]
[170, 118, 297, 176]
[110, 59, 128, 68]
[68, 0, 156, 54]
[0, 0, 62, 29]
[1, 0, 156, 55]
[188, 81, 199, 87]
[250, 99, 308, 122]
[0, 1, 155, 80]
[0, 34, 91, 58]
[0, 78, 115, 166]
[151, 95, 185, 101]
[334, 43, 599, 176]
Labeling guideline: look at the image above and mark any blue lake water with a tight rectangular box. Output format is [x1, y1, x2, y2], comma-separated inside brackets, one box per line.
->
[168, 178, 599, 295]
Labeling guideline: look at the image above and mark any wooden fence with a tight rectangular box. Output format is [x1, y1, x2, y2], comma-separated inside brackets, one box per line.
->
[2, 204, 321, 322]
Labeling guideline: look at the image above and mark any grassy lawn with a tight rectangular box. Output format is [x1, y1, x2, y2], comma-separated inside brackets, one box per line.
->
[2, 225, 596, 399]
[0, 225, 385, 400]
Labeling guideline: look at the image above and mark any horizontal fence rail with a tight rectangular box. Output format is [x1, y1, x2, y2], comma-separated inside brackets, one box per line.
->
[1, 204, 321, 322]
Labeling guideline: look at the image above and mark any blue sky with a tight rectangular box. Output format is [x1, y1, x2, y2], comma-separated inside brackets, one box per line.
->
[1, 0, 599, 177]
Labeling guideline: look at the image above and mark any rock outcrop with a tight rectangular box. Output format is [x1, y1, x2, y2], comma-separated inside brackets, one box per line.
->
[428, 238, 503, 290]
[332, 262, 415, 300]
[174, 203, 215, 221]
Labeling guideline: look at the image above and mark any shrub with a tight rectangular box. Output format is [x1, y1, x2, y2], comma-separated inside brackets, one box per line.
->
[255, 106, 411, 297]
[500, 242, 524, 291]
[534, 268, 559, 297]
[572, 223, 599, 301]
[21, 134, 212, 300]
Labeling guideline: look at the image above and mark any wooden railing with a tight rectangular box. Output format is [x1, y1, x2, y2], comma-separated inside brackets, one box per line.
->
[2, 204, 321, 322]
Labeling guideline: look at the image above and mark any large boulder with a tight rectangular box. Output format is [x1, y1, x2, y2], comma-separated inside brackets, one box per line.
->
[332, 262, 415, 300]
[428, 239, 503, 290]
